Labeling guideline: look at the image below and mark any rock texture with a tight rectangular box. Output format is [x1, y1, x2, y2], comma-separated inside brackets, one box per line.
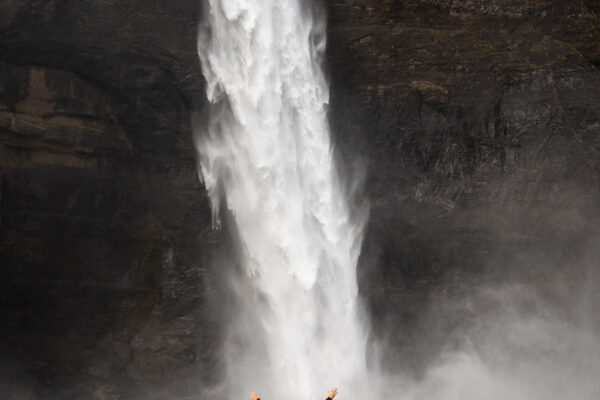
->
[328, 0, 600, 371]
[0, 0, 599, 398]
[0, 2, 218, 398]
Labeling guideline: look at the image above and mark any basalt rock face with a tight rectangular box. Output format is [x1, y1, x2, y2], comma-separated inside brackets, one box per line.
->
[0, 2, 218, 398]
[328, 0, 600, 372]
[0, 0, 599, 398]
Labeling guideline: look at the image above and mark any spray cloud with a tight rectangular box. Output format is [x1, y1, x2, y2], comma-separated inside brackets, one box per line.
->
[196, 1, 370, 399]
[195, 2, 600, 400]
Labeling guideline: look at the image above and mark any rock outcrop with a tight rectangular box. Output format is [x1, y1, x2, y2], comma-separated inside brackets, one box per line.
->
[0, 0, 598, 398]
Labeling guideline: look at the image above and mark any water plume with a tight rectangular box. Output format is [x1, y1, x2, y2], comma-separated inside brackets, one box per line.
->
[195, 1, 369, 399]
[194, 2, 600, 400]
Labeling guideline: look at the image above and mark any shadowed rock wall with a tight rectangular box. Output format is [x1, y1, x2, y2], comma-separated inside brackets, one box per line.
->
[0, 2, 220, 398]
[328, 0, 600, 372]
[0, 0, 599, 398]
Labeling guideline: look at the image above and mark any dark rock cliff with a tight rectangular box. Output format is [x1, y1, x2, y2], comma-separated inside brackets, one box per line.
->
[0, 2, 215, 398]
[0, 0, 598, 398]
[328, 0, 600, 372]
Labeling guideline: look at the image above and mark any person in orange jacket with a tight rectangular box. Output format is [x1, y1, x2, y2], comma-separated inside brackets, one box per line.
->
[250, 387, 338, 400]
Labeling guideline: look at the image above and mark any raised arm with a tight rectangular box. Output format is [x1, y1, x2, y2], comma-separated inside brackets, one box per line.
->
[326, 387, 338, 400]
[251, 392, 260, 400]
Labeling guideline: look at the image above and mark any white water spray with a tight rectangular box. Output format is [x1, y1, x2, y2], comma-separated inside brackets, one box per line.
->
[196, 1, 369, 399]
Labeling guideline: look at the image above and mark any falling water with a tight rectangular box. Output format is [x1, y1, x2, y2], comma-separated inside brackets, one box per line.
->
[196, 1, 368, 400]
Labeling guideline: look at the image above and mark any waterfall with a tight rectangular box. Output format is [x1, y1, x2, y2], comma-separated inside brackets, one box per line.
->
[196, 1, 369, 400]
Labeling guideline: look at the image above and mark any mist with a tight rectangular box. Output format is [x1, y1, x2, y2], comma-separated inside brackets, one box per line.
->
[362, 193, 600, 399]
[194, 1, 600, 400]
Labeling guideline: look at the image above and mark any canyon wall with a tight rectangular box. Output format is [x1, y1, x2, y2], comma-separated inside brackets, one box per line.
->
[0, 1, 598, 398]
